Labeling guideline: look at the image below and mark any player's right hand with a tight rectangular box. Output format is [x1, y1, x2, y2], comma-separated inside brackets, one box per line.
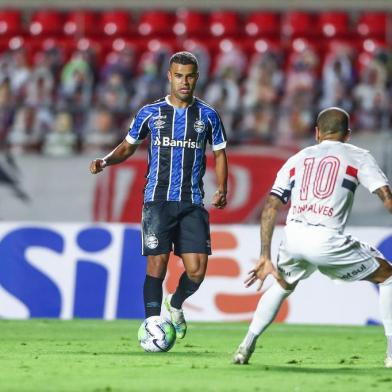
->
[89, 159, 107, 174]
[244, 256, 280, 291]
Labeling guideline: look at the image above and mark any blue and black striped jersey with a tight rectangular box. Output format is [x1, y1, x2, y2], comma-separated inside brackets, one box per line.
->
[126, 96, 227, 204]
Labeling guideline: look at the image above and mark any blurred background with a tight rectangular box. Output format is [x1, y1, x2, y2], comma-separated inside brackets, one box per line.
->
[0, 0, 391, 323]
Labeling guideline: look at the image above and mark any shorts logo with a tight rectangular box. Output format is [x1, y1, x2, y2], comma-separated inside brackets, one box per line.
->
[194, 119, 205, 134]
[146, 234, 159, 249]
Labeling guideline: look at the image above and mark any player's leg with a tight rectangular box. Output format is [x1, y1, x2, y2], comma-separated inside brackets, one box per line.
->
[321, 235, 392, 368]
[233, 242, 316, 364]
[144, 254, 170, 317]
[142, 201, 176, 318]
[171, 252, 208, 308]
[362, 257, 392, 368]
[233, 277, 296, 364]
[165, 252, 208, 338]
[165, 203, 211, 338]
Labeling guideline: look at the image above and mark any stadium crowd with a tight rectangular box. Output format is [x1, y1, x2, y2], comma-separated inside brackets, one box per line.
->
[0, 9, 391, 155]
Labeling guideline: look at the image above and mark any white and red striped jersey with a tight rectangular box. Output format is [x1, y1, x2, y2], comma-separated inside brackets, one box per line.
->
[271, 140, 389, 232]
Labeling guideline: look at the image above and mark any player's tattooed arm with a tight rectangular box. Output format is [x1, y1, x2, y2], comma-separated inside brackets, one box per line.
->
[244, 194, 282, 289]
[260, 195, 283, 258]
[375, 185, 392, 213]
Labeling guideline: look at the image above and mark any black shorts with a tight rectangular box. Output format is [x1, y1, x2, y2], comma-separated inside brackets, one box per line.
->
[141, 201, 211, 256]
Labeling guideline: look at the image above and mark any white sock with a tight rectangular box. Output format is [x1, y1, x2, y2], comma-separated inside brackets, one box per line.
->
[379, 276, 392, 357]
[241, 283, 293, 349]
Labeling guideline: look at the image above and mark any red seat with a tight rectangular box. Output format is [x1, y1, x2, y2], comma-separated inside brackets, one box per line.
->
[357, 12, 388, 38]
[209, 10, 242, 37]
[29, 10, 64, 36]
[173, 10, 208, 37]
[282, 11, 315, 38]
[137, 11, 175, 36]
[101, 10, 132, 36]
[361, 38, 388, 53]
[244, 12, 280, 37]
[63, 10, 98, 36]
[318, 11, 350, 38]
[0, 10, 23, 36]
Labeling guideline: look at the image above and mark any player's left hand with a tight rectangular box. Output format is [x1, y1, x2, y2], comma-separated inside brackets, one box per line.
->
[245, 256, 280, 291]
[211, 190, 227, 209]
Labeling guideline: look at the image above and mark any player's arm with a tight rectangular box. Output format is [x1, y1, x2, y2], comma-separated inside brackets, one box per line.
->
[245, 195, 282, 289]
[375, 185, 392, 213]
[89, 140, 139, 174]
[90, 108, 150, 174]
[211, 148, 228, 209]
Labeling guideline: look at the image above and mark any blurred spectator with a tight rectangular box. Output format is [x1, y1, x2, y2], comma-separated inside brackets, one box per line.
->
[96, 72, 129, 113]
[353, 59, 388, 130]
[25, 51, 55, 108]
[243, 52, 283, 109]
[213, 42, 247, 81]
[82, 107, 118, 153]
[43, 111, 76, 157]
[0, 79, 15, 148]
[131, 49, 169, 111]
[8, 49, 31, 103]
[59, 51, 93, 109]
[7, 106, 53, 153]
[101, 45, 136, 86]
[284, 47, 319, 105]
[204, 67, 240, 139]
[241, 105, 276, 143]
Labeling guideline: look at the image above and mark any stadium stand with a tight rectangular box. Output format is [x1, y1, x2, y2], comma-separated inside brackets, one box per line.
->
[0, 8, 391, 154]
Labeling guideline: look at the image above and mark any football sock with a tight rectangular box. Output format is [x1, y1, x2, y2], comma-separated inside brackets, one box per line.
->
[249, 282, 293, 337]
[171, 272, 202, 309]
[143, 275, 164, 318]
[379, 276, 392, 357]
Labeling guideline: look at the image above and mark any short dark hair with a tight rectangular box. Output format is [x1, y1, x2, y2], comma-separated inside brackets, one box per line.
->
[169, 51, 198, 70]
[316, 107, 350, 135]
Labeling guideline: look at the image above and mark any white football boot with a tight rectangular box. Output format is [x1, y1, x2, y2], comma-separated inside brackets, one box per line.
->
[233, 341, 256, 364]
[164, 294, 187, 339]
[385, 356, 392, 368]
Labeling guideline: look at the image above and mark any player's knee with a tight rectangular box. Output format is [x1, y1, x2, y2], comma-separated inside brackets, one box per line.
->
[147, 256, 168, 278]
[367, 258, 392, 284]
[187, 270, 205, 283]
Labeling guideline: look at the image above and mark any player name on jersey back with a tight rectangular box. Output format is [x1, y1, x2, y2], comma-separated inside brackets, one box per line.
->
[271, 140, 389, 231]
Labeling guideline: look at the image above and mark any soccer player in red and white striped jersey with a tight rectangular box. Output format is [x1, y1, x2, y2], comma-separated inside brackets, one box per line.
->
[233, 107, 392, 368]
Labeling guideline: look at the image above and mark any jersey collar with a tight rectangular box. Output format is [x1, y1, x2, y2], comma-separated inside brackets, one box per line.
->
[165, 95, 195, 108]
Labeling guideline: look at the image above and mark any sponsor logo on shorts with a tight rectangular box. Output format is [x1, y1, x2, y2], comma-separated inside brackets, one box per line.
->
[340, 263, 367, 281]
[146, 234, 159, 249]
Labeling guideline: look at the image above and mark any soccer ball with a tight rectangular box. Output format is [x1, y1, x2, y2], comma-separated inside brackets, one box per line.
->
[138, 316, 176, 352]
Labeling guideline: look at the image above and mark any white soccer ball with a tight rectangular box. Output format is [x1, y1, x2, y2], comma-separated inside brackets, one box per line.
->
[138, 316, 176, 352]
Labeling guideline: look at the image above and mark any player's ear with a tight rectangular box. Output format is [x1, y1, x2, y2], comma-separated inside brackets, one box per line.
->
[167, 69, 172, 82]
[344, 128, 351, 142]
[315, 127, 320, 143]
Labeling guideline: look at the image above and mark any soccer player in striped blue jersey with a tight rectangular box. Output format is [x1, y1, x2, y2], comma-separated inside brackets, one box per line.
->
[90, 51, 228, 338]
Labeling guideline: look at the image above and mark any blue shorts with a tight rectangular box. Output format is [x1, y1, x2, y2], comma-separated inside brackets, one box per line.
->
[141, 201, 211, 256]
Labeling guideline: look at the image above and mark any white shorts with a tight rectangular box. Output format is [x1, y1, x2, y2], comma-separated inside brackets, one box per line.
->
[277, 222, 384, 284]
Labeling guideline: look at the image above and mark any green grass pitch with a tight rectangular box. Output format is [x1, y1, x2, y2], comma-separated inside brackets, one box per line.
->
[1, 320, 391, 392]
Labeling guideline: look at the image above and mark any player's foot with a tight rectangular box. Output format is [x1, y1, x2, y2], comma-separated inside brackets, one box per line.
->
[385, 356, 392, 368]
[164, 294, 187, 339]
[232, 341, 256, 365]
